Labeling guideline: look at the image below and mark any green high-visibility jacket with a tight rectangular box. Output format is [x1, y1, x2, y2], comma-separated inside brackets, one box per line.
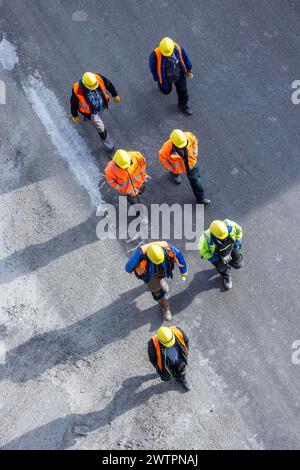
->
[198, 219, 243, 261]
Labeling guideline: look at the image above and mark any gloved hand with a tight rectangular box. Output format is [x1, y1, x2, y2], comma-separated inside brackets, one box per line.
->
[221, 254, 232, 264]
[181, 273, 188, 282]
[72, 116, 80, 123]
[187, 71, 193, 78]
[114, 95, 121, 103]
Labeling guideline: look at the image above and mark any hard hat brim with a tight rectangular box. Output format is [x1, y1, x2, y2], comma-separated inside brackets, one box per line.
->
[161, 49, 174, 57]
[117, 162, 130, 169]
[161, 336, 175, 347]
[84, 82, 98, 90]
[216, 233, 228, 240]
[175, 138, 188, 148]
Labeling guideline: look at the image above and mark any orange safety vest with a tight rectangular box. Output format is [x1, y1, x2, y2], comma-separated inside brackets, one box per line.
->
[159, 132, 198, 175]
[154, 42, 188, 85]
[73, 74, 110, 115]
[152, 326, 188, 371]
[133, 241, 184, 278]
[105, 152, 146, 197]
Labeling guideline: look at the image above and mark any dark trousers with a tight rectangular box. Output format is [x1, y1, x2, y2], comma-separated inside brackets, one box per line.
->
[188, 165, 205, 202]
[173, 363, 187, 382]
[127, 185, 145, 206]
[161, 362, 187, 382]
[159, 75, 189, 107]
[212, 248, 243, 278]
[127, 194, 141, 205]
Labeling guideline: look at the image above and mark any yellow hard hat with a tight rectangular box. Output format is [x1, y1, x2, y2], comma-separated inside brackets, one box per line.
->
[210, 220, 229, 240]
[113, 149, 131, 169]
[157, 327, 175, 347]
[146, 243, 165, 265]
[82, 72, 98, 90]
[170, 129, 188, 148]
[159, 37, 175, 57]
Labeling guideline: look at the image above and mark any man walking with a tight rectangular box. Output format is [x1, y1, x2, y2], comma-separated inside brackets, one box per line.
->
[159, 129, 210, 204]
[148, 326, 191, 391]
[149, 37, 193, 115]
[105, 149, 150, 205]
[198, 219, 243, 290]
[71, 71, 120, 151]
[125, 241, 187, 321]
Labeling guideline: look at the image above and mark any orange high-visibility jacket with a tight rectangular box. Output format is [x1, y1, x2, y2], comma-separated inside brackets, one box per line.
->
[151, 326, 189, 371]
[154, 42, 188, 86]
[159, 132, 198, 175]
[72, 74, 110, 115]
[105, 152, 146, 196]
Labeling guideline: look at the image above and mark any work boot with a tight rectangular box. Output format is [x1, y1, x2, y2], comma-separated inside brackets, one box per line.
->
[178, 104, 193, 116]
[99, 130, 114, 151]
[172, 174, 182, 184]
[160, 279, 170, 299]
[223, 275, 233, 290]
[177, 377, 192, 391]
[103, 134, 114, 151]
[158, 297, 172, 321]
[197, 197, 211, 205]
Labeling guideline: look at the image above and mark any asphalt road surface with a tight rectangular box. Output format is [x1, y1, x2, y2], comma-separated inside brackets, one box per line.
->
[0, 0, 300, 450]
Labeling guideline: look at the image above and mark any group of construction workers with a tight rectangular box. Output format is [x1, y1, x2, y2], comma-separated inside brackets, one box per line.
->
[70, 37, 244, 392]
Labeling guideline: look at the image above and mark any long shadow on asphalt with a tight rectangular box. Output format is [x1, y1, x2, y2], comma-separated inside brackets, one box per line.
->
[2, 373, 184, 450]
[0, 213, 99, 285]
[0, 269, 219, 383]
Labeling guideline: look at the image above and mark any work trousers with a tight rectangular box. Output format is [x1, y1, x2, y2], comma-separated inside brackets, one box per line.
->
[148, 274, 169, 302]
[212, 248, 243, 278]
[187, 165, 205, 202]
[159, 75, 189, 107]
[90, 113, 106, 133]
[161, 363, 187, 382]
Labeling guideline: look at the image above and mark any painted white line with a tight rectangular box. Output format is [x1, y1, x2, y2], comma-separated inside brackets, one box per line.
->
[0, 341, 6, 364]
[0, 37, 19, 70]
[22, 75, 102, 207]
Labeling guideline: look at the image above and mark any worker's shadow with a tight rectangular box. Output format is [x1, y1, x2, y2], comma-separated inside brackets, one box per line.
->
[2, 373, 182, 450]
[0, 213, 99, 285]
[0, 269, 217, 383]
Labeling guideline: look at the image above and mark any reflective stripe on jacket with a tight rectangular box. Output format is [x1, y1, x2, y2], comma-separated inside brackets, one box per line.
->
[151, 326, 188, 372]
[72, 74, 110, 115]
[159, 132, 198, 175]
[105, 152, 146, 196]
[198, 219, 243, 261]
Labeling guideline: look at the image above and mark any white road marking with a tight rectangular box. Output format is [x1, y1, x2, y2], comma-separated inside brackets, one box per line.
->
[22, 75, 102, 207]
[0, 37, 19, 70]
[0, 340, 6, 364]
[72, 11, 88, 22]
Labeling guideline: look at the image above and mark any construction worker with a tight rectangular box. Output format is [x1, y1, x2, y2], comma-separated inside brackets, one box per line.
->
[148, 326, 191, 391]
[198, 219, 243, 290]
[149, 37, 193, 115]
[105, 149, 150, 205]
[159, 129, 210, 205]
[125, 241, 187, 321]
[70, 71, 120, 151]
